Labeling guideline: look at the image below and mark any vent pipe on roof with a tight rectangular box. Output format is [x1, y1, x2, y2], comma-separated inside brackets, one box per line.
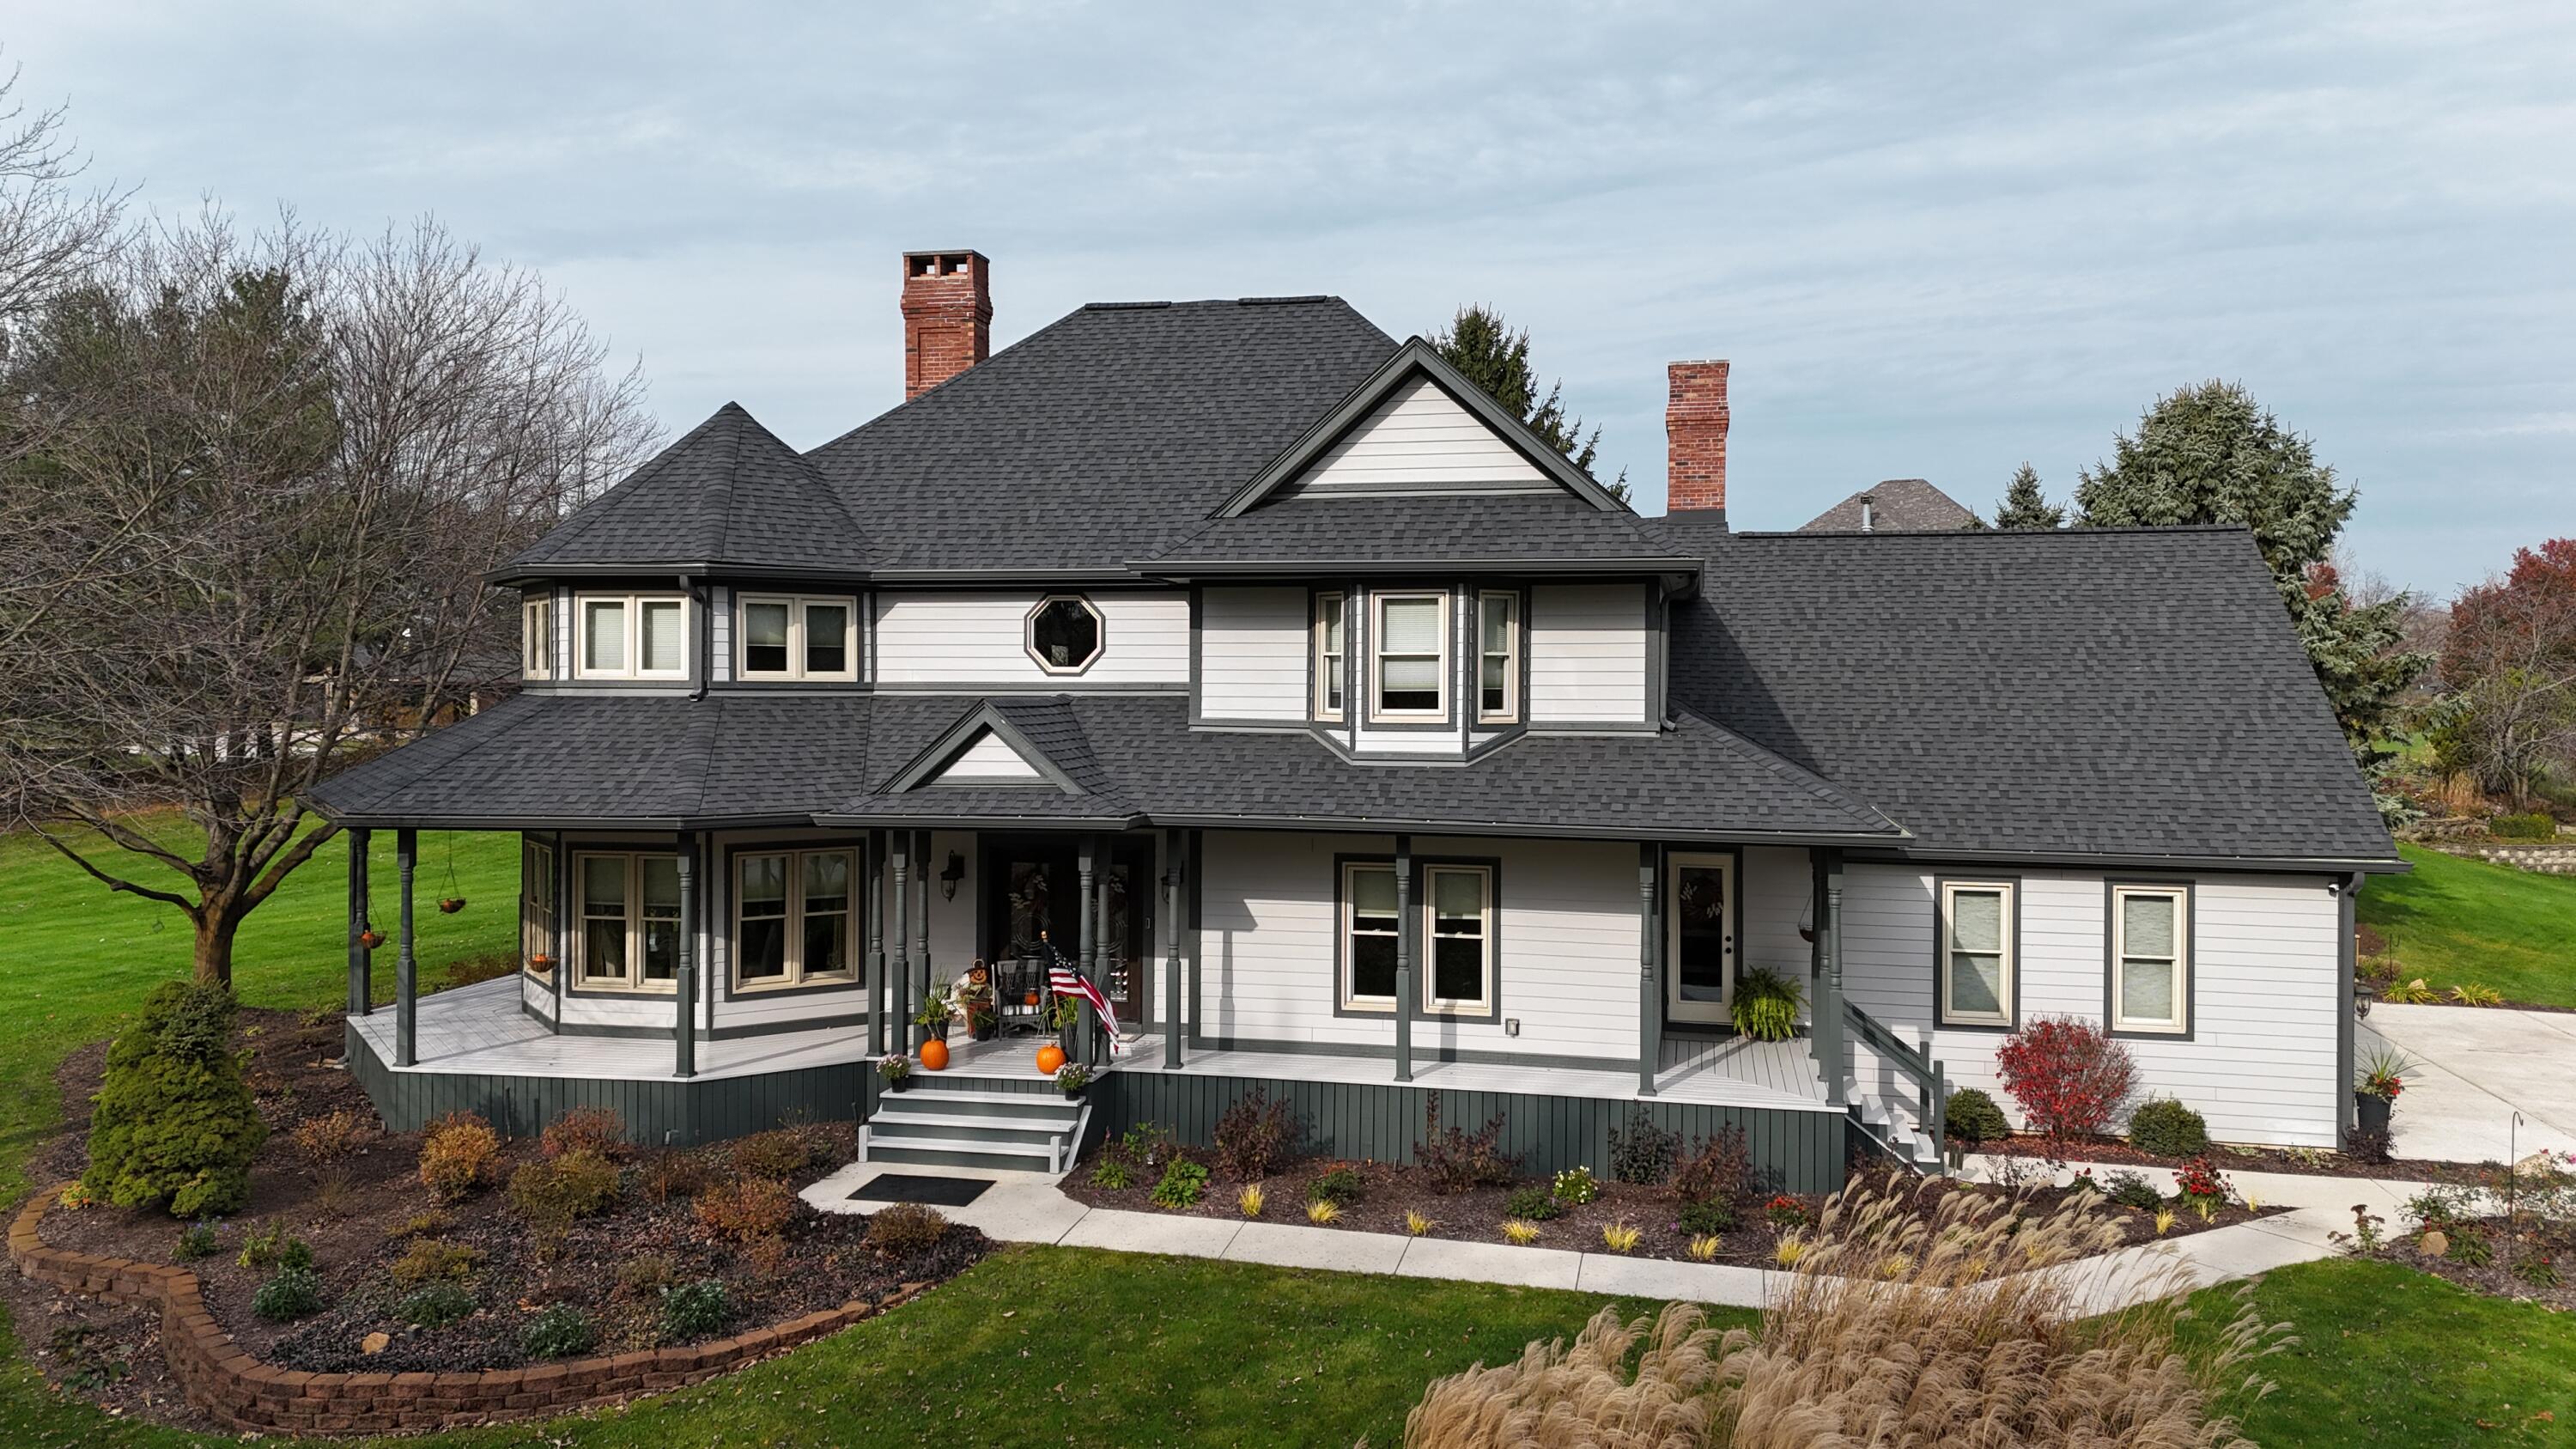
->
[900, 250, 992, 399]
[1859, 494, 1875, 533]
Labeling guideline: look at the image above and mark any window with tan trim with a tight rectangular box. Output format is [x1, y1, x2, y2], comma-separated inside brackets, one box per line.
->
[1313, 591, 1347, 721]
[1937, 880, 2014, 1027]
[520, 840, 556, 977]
[574, 594, 689, 680]
[733, 849, 859, 989]
[1424, 864, 1494, 1014]
[2110, 886, 2190, 1035]
[521, 595, 554, 679]
[572, 852, 681, 991]
[1370, 590, 1449, 721]
[1475, 591, 1519, 723]
[738, 595, 857, 681]
[1340, 861, 1399, 1010]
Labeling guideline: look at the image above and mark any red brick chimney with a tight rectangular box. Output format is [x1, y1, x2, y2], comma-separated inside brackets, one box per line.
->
[1666, 360, 1730, 514]
[900, 250, 991, 399]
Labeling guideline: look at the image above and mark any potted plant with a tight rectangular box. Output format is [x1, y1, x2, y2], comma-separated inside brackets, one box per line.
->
[1055, 1062, 1093, 1100]
[878, 1054, 914, 1093]
[956, 966, 999, 1041]
[1035, 994, 1080, 1075]
[914, 981, 956, 1043]
[437, 896, 467, 915]
[528, 952, 554, 971]
[2355, 1042, 2414, 1135]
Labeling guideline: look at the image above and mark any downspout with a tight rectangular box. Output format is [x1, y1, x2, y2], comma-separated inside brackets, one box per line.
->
[684, 574, 709, 702]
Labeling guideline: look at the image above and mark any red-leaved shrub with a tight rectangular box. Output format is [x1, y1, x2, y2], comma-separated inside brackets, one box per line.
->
[1993, 1016, 2136, 1144]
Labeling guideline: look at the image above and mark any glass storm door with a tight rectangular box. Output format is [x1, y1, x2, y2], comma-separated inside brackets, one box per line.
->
[1666, 853, 1736, 1025]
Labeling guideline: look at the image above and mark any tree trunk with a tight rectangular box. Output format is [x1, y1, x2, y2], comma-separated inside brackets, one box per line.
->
[192, 907, 237, 989]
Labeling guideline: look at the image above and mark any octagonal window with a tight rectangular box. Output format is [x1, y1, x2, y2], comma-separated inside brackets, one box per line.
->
[1026, 594, 1104, 674]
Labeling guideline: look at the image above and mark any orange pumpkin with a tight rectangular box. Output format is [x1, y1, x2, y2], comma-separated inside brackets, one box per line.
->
[1035, 1043, 1067, 1076]
[1024, 990, 1041, 1007]
[919, 1038, 950, 1072]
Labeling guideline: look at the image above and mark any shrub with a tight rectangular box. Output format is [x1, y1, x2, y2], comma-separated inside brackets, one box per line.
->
[540, 1105, 626, 1161]
[1212, 1090, 1300, 1180]
[417, 1111, 500, 1203]
[2346, 1126, 2395, 1166]
[311, 1169, 356, 1221]
[2449, 983, 2505, 1008]
[660, 1279, 732, 1340]
[2172, 1156, 2233, 1205]
[866, 1202, 951, 1256]
[1551, 1166, 1599, 1206]
[1306, 1165, 1364, 1208]
[81, 982, 266, 1217]
[1607, 1109, 1680, 1185]
[617, 1253, 679, 1298]
[508, 1149, 622, 1232]
[1943, 1087, 2011, 1147]
[2515, 1255, 2561, 1288]
[2127, 1098, 2211, 1159]
[2381, 977, 2440, 1004]
[251, 1267, 325, 1322]
[1088, 1156, 1135, 1191]
[1677, 1198, 1737, 1236]
[1994, 1016, 2137, 1143]
[694, 1177, 799, 1243]
[1151, 1159, 1211, 1209]
[728, 1128, 812, 1180]
[2493, 811, 2557, 841]
[386, 1209, 452, 1241]
[519, 1304, 597, 1360]
[1418, 1093, 1516, 1194]
[398, 1282, 475, 1329]
[1728, 968, 1806, 1042]
[641, 1152, 708, 1203]
[1764, 1194, 1808, 1228]
[390, 1237, 483, 1288]
[291, 1108, 369, 1164]
[2445, 1230, 2494, 1266]
[1669, 1127, 1754, 1209]
[1504, 1185, 1564, 1221]
[173, 1220, 221, 1263]
[237, 1223, 312, 1272]
[2102, 1170, 2164, 1211]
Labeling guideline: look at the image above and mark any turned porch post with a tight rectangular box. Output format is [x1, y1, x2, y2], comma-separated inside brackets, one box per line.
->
[1393, 835, 1413, 1084]
[675, 832, 697, 1079]
[891, 833, 914, 1051]
[1637, 843, 1659, 1096]
[1163, 828, 1184, 1070]
[346, 826, 372, 1017]
[866, 831, 886, 1056]
[394, 828, 417, 1068]
[912, 829, 932, 1014]
[1077, 834, 1098, 1068]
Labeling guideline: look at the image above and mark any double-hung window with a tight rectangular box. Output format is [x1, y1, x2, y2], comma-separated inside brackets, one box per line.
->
[734, 848, 859, 989]
[738, 595, 857, 681]
[1370, 591, 1449, 721]
[1313, 592, 1347, 721]
[1937, 880, 2014, 1027]
[2109, 886, 2190, 1035]
[1475, 591, 1519, 723]
[1339, 860, 1497, 1017]
[574, 852, 682, 991]
[520, 840, 556, 976]
[575, 594, 689, 680]
[521, 595, 554, 679]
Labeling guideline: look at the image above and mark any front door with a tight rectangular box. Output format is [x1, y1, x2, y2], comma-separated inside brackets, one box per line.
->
[981, 836, 1150, 1020]
[1665, 852, 1736, 1026]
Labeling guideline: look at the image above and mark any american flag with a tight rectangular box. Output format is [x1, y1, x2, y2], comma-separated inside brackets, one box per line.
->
[1048, 964, 1122, 1047]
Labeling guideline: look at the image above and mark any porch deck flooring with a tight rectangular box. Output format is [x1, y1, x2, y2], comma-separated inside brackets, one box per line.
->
[348, 977, 874, 1083]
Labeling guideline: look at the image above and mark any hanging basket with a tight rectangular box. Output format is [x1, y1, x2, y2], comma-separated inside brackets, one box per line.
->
[358, 928, 384, 950]
[437, 897, 468, 915]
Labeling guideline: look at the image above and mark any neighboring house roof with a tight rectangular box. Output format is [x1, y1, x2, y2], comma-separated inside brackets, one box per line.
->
[506, 404, 868, 575]
[1797, 478, 1979, 533]
[1647, 515, 2397, 867]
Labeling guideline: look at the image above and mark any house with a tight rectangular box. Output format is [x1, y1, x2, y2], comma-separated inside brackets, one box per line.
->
[311, 251, 2397, 1189]
[1798, 478, 1979, 533]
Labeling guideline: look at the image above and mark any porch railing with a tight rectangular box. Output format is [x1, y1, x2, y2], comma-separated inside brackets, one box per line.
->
[1838, 996, 1950, 1171]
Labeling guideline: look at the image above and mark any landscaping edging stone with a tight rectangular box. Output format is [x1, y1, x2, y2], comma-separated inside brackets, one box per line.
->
[11, 1184, 921, 1434]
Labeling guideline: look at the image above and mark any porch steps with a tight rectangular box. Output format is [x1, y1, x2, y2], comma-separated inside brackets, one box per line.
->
[862, 1078, 1088, 1175]
[1844, 1086, 1944, 1172]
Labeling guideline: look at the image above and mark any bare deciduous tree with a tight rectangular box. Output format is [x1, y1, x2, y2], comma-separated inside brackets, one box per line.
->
[0, 210, 654, 984]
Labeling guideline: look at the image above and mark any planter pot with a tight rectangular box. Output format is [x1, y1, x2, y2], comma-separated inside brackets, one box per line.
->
[2356, 1093, 2392, 1135]
[883, 1075, 913, 1093]
[969, 1015, 999, 1042]
[436, 897, 467, 915]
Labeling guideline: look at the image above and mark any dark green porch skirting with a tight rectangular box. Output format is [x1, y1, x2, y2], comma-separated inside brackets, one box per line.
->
[346, 1023, 866, 1148]
[1094, 1070, 1847, 1195]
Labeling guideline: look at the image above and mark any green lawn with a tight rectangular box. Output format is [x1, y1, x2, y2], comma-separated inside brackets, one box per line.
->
[2359, 843, 2576, 1007]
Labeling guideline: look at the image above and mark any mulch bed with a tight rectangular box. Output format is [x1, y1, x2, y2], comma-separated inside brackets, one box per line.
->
[1061, 1150, 2275, 1270]
[1977, 1133, 2495, 1183]
[2359, 1213, 2576, 1312]
[13, 1005, 988, 1428]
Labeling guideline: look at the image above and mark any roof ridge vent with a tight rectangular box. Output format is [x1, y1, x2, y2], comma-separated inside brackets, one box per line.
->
[1084, 300, 1173, 311]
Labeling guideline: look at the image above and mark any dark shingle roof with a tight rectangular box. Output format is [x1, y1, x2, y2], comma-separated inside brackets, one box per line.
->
[1142, 494, 1696, 573]
[507, 404, 868, 573]
[807, 299, 1398, 572]
[1798, 478, 1979, 533]
[1646, 516, 2397, 865]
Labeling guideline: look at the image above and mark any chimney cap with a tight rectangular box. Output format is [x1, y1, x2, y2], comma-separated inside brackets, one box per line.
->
[902, 249, 990, 278]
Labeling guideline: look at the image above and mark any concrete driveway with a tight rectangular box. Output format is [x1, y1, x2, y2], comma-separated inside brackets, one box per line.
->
[2362, 1002, 2576, 1164]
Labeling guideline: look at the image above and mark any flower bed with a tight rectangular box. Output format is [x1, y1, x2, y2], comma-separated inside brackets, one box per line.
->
[2336, 1156, 2576, 1311]
[1973, 1132, 2494, 1183]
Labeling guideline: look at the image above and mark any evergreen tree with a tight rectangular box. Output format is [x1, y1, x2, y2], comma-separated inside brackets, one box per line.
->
[1432, 306, 1628, 501]
[82, 981, 266, 1216]
[2075, 381, 2427, 765]
[1991, 462, 2064, 529]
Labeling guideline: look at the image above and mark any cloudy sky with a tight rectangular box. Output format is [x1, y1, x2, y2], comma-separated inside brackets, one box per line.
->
[11, 2, 2570, 595]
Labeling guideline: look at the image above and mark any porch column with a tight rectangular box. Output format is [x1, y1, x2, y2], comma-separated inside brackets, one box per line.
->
[1163, 828, 1184, 1070]
[675, 832, 697, 1079]
[1826, 863, 1848, 1105]
[865, 831, 885, 1056]
[1077, 835, 1098, 1068]
[1394, 836, 1413, 1084]
[394, 828, 417, 1068]
[912, 830, 931, 1014]
[891, 833, 914, 1051]
[1637, 843, 1658, 1096]
[345, 826, 371, 1017]
[1810, 849, 1844, 1107]
[552, 841, 569, 1020]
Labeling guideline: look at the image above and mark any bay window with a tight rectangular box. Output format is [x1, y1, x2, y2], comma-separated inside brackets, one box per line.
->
[1370, 591, 1449, 721]
[734, 847, 859, 989]
[576, 593, 690, 680]
[2109, 885, 2190, 1035]
[521, 595, 554, 679]
[1475, 591, 1518, 723]
[1937, 880, 2015, 1028]
[520, 840, 556, 977]
[1314, 592, 1347, 721]
[738, 595, 857, 681]
[574, 852, 681, 991]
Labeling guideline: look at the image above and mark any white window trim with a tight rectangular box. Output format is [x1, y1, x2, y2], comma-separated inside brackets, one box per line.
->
[521, 596, 554, 680]
[1367, 589, 1451, 723]
[520, 840, 556, 977]
[574, 592, 690, 681]
[732, 847, 861, 991]
[735, 594, 859, 682]
[1340, 861, 1399, 1014]
[570, 851, 680, 994]
[1024, 594, 1106, 676]
[2109, 885, 2190, 1036]
[1474, 590, 1519, 725]
[1421, 863, 1494, 1015]
[1313, 591, 1347, 722]
[1937, 880, 2016, 1028]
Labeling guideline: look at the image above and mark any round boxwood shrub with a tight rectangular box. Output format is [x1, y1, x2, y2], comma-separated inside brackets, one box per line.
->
[659, 1279, 732, 1341]
[251, 1266, 325, 1323]
[1503, 1185, 1564, 1222]
[398, 1282, 476, 1329]
[519, 1303, 598, 1360]
[1942, 1087, 2010, 1147]
[2127, 1098, 2210, 1159]
[82, 982, 266, 1218]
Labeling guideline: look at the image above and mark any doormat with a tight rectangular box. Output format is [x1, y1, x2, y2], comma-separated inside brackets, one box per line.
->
[847, 1173, 993, 1208]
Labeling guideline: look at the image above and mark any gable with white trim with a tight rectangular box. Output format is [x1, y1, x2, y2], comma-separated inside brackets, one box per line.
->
[930, 728, 1044, 782]
[1273, 375, 1558, 500]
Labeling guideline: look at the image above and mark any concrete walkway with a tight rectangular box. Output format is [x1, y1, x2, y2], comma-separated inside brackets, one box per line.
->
[2363, 1002, 2576, 1163]
[803, 1156, 2421, 1316]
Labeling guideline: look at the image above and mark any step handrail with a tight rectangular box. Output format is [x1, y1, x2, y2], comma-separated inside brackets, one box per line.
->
[1840, 995, 1950, 1167]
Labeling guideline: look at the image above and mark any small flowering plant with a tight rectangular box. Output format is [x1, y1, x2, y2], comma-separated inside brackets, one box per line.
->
[2356, 1042, 2415, 1102]
[876, 1053, 913, 1085]
[1764, 1193, 1809, 1229]
[2172, 1156, 2232, 1206]
[1552, 1166, 1600, 1206]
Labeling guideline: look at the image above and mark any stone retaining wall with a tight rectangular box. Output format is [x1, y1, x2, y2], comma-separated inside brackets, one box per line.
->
[2435, 843, 2576, 875]
[10, 1184, 914, 1434]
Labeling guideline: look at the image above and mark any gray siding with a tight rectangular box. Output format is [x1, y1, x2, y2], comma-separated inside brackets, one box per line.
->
[1528, 583, 1649, 724]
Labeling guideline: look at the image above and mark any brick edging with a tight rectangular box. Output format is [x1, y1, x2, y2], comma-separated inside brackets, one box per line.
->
[11, 1184, 921, 1434]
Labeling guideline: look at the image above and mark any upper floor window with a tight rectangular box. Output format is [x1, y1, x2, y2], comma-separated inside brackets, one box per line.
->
[2109, 885, 2190, 1036]
[576, 593, 689, 680]
[738, 595, 857, 681]
[574, 851, 680, 992]
[521, 595, 554, 679]
[1937, 879, 2015, 1028]
[1313, 592, 1347, 721]
[1370, 591, 1449, 721]
[1476, 591, 1519, 724]
[1025, 595, 1104, 674]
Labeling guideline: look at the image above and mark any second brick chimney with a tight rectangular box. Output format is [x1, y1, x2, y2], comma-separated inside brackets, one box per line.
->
[901, 250, 992, 399]
[1666, 360, 1730, 514]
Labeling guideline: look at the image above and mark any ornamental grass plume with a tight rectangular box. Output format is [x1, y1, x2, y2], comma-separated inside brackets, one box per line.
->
[1401, 1301, 1728, 1449]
